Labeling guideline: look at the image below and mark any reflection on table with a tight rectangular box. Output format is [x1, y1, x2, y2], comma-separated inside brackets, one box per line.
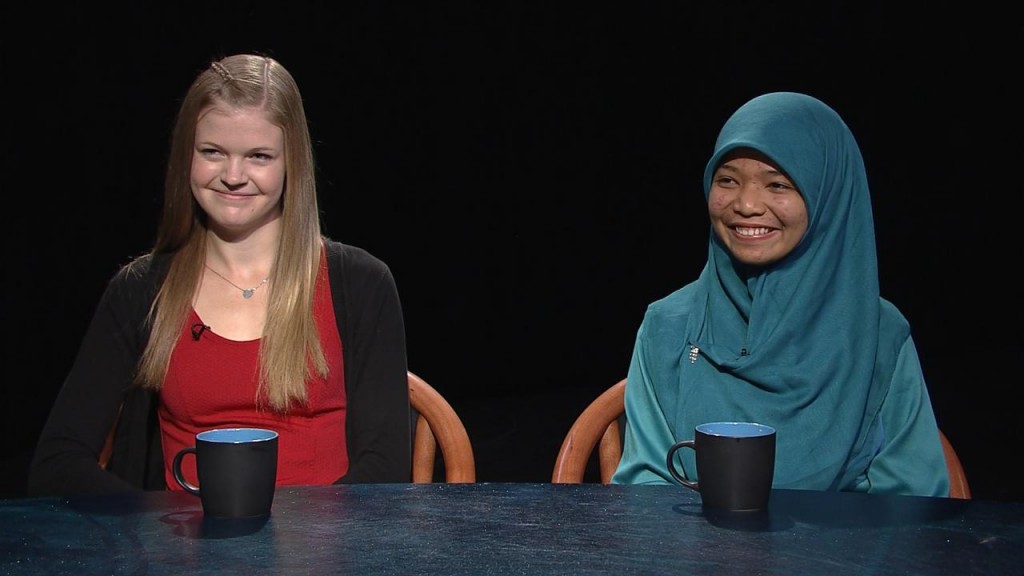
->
[2, 483, 1022, 575]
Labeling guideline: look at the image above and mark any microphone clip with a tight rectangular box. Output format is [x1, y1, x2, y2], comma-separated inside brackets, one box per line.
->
[191, 323, 211, 341]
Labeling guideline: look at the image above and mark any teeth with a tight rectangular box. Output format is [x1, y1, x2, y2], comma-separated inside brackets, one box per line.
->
[736, 227, 770, 236]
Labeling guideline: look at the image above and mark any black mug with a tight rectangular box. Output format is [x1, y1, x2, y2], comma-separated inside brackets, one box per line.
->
[173, 428, 279, 519]
[666, 422, 776, 512]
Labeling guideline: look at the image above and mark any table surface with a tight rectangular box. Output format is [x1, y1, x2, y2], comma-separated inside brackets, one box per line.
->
[2, 483, 1022, 576]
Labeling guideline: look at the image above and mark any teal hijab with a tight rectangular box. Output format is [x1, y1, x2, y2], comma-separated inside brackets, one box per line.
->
[682, 92, 886, 489]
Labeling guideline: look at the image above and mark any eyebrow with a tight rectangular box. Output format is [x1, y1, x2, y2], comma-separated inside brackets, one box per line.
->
[195, 141, 280, 154]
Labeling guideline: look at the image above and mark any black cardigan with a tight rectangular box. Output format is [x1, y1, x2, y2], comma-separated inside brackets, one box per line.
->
[28, 239, 411, 495]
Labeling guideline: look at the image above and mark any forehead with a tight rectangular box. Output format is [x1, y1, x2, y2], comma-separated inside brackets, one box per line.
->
[195, 104, 283, 145]
[716, 147, 781, 172]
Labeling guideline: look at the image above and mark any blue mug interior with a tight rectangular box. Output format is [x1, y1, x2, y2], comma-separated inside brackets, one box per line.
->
[197, 428, 278, 443]
[697, 422, 775, 438]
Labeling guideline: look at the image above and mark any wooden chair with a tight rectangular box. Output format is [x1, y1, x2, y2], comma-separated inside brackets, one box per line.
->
[551, 378, 971, 499]
[551, 379, 627, 485]
[407, 370, 476, 483]
[100, 371, 476, 484]
[939, 428, 971, 499]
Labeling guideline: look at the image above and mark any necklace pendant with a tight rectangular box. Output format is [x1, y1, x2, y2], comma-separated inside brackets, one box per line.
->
[242, 289, 255, 299]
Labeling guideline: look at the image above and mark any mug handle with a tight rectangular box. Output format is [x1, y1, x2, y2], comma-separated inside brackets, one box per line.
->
[172, 447, 201, 495]
[666, 440, 699, 491]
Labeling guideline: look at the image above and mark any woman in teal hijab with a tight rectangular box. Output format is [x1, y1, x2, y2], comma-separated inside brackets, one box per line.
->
[612, 92, 950, 496]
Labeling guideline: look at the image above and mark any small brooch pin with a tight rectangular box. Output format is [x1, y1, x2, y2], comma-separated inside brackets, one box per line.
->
[689, 345, 699, 364]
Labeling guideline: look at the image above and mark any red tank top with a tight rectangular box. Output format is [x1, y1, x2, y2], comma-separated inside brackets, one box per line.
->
[159, 257, 347, 489]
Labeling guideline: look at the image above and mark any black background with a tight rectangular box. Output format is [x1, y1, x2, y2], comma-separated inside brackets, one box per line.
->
[3, 4, 1019, 500]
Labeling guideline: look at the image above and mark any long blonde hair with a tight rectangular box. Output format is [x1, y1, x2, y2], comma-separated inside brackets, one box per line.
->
[135, 54, 327, 412]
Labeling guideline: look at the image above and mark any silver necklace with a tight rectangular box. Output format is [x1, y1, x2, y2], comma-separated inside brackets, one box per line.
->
[204, 264, 269, 299]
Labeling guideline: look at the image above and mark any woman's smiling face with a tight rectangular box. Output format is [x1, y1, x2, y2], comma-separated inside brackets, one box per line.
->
[708, 148, 808, 267]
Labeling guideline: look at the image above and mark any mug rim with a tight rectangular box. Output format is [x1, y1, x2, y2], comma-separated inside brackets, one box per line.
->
[696, 421, 775, 438]
[196, 427, 279, 443]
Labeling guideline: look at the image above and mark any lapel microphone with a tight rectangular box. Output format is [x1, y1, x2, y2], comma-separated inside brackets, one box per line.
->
[191, 323, 211, 341]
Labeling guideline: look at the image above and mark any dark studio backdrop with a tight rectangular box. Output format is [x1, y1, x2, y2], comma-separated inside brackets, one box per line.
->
[3, 4, 1019, 500]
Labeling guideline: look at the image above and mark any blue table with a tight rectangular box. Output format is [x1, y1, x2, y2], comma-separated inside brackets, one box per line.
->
[2, 483, 1022, 575]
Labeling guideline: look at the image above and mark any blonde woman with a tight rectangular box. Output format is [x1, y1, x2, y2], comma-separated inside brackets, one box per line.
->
[29, 54, 410, 494]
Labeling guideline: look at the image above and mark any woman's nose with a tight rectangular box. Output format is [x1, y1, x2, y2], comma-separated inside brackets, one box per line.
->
[221, 158, 248, 187]
[732, 184, 764, 215]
